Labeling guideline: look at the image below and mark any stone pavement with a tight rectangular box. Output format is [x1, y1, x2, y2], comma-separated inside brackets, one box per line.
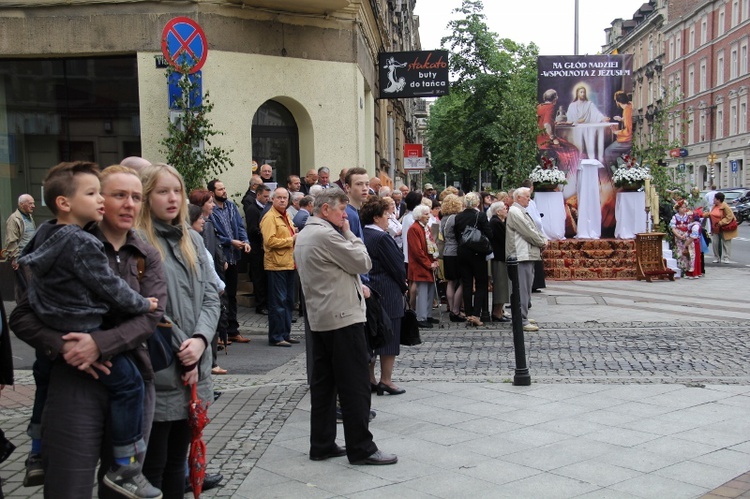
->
[3, 265, 750, 498]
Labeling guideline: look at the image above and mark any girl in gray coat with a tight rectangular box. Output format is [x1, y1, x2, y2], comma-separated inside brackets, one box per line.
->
[137, 164, 220, 498]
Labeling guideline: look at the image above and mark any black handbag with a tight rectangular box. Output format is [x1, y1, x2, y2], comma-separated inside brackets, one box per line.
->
[400, 304, 422, 346]
[364, 290, 393, 350]
[136, 256, 175, 372]
[148, 320, 175, 372]
[460, 213, 492, 254]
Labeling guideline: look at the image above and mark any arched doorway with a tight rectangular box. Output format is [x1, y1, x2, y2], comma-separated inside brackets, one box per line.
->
[252, 100, 300, 186]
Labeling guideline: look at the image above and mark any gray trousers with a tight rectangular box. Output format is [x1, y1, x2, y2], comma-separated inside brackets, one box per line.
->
[42, 361, 155, 499]
[516, 261, 535, 325]
[415, 281, 435, 321]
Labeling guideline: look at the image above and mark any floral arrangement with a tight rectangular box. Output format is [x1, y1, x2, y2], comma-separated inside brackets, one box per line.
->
[529, 157, 568, 185]
[612, 155, 651, 187]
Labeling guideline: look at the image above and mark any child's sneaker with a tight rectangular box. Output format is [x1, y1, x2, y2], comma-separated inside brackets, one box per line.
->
[23, 454, 44, 487]
[103, 463, 162, 499]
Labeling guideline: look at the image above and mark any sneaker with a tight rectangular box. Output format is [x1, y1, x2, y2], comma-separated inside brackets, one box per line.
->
[712, 259, 720, 263]
[24, 454, 44, 487]
[103, 463, 162, 499]
[523, 324, 540, 332]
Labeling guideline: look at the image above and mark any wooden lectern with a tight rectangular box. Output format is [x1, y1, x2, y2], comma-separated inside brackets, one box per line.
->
[635, 232, 675, 282]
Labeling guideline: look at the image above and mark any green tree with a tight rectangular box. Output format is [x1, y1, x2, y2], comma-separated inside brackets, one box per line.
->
[426, 0, 538, 191]
[160, 63, 234, 192]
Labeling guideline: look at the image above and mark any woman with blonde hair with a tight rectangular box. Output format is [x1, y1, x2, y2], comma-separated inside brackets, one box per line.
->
[137, 164, 220, 497]
[439, 194, 465, 322]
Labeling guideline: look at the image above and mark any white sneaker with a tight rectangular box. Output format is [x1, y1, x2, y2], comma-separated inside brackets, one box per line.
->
[523, 324, 539, 332]
[528, 318, 537, 324]
[712, 259, 720, 263]
[722, 259, 734, 264]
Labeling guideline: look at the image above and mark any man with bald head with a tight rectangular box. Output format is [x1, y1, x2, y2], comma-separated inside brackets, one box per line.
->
[120, 156, 152, 172]
[260, 164, 274, 183]
[368, 176, 381, 196]
[300, 169, 317, 195]
[4, 193, 36, 302]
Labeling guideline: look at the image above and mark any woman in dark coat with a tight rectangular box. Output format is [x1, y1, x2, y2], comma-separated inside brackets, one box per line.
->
[454, 192, 493, 326]
[488, 201, 510, 322]
[362, 197, 408, 396]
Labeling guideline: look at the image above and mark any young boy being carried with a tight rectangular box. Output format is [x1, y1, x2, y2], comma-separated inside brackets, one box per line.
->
[18, 161, 162, 499]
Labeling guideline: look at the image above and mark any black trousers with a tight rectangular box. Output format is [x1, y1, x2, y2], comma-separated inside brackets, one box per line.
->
[142, 420, 191, 499]
[249, 249, 267, 312]
[309, 323, 377, 463]
[457, 251, 489, 317]
[222, 264, 240, 336]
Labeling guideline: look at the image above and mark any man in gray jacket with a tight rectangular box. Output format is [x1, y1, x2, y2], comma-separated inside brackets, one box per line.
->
[505, 187, 547, 332]
[294, 189, 397, 466]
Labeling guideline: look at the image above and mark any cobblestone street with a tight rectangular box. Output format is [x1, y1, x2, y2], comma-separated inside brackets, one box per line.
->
[3, 267, 750, 497]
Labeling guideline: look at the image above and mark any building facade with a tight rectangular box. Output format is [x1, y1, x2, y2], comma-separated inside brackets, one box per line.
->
[0, 0, 422, 227]
[603, 0, 668, 156]
[604, 0, 750, 190]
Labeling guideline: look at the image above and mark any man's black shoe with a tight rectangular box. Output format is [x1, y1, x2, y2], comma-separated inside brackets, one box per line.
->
[310, 445, 347, 461]
[256, 308, 268, 315]
[426, 317, 439, 324]
[351, 450, 398, 465]
[416, 321, 433, 328]
[185, 473, 223, 493]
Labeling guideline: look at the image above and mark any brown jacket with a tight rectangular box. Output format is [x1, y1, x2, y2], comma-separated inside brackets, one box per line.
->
[710, 202, 739, 240]
[9, 226, 166, 381]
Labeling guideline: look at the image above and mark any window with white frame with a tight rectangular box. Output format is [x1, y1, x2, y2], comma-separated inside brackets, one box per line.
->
[744, 0, 750, 20]
[669, 38, 675, 61]
[700, 112, 707, 141]
[688, 110, 695, 144]
[731, 103, 738, 134]
[648, 36, 654, 61]
[732, 44, 739, 79]
[741, 98, 748, 133]
[718, 51, 725, 84]
[675, 113, 682, 143]
[700, 59, 707, 91]
[733, 0, 740, 26]
[689, 25, 696, 52]
[689, 64, 695, 96]
[717, 107, 724, 138]
[676, 71, 682, 97]
[720, 7, 726, 36]
[701, 17, 708, 45]
[742, 40, 748, 75]
[676, 33, 682, 58]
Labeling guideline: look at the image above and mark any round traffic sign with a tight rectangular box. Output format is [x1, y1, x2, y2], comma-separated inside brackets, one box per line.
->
[161, 17, 208, 74]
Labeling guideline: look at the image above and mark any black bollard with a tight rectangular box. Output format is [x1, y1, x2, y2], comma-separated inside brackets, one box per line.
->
[506, 257, 531, 386]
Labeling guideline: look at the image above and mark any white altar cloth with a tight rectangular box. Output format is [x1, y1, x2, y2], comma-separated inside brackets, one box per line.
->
[534, 191, 566, 241]
[576, 159, 604, 239]
[614, 191, 647, 239]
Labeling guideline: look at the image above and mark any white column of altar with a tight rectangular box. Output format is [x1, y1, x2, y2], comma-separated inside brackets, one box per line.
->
[534, 191, 566, 240]
[576, 159, 603, 239]
[614, 191, 647, 239]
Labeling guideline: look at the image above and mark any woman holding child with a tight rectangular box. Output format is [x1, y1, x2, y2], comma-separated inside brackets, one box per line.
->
[10, 163, 167, 499]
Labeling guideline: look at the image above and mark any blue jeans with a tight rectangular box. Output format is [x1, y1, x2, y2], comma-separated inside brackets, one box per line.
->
[32, 351, 145, 459]
[267, 270, 295, 344]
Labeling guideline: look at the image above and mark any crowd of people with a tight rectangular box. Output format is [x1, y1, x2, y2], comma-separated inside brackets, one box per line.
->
[1, 157, 557, 497]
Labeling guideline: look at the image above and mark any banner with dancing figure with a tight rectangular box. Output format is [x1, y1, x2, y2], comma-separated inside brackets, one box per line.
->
[537, 55, 633, 238]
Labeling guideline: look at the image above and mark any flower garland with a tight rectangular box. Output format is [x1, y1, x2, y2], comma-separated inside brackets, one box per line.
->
[529, 157, 568, 185]
[612, 155, 651, 187]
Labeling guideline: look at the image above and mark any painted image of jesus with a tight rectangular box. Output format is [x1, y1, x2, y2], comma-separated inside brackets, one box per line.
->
[566, 85, 610, 124]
